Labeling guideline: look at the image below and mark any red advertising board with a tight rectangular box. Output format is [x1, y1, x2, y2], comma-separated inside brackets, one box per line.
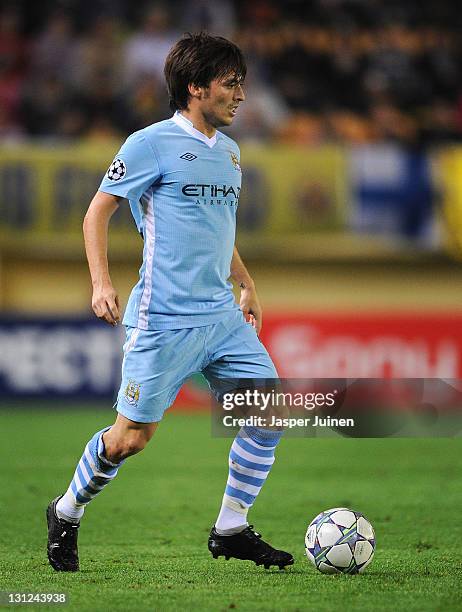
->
[176, 312, 462, 408]
[260, 312, 461, 378]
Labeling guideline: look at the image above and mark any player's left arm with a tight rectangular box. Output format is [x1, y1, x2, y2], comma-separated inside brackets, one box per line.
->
[231, 246, 262, 333]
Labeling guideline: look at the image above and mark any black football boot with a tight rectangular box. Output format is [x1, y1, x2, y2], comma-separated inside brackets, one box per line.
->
[46, 496, 80, 571]
[208, 525, 294, 570]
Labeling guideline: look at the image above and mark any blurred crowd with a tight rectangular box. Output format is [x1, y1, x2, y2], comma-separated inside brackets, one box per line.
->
[1, 0, 461, 145]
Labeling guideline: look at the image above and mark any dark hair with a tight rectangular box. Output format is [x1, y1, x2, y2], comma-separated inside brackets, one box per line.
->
[164, 32, 246, 111]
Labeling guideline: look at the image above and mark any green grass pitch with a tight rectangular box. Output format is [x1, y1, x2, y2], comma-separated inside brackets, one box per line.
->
[1, 407, 461, 611]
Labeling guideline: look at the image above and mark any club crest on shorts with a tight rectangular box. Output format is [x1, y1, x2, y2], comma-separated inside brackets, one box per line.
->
[107, 158, 126, 181]
[124, 379, 140, 406]
[230, 152, 241, 172]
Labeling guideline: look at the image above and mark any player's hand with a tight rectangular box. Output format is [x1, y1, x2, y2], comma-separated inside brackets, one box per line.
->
[91, 283, 121, 326]
[239, 283, 262, 334]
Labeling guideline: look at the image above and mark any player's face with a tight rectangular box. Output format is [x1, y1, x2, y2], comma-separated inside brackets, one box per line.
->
[201, 74, 245, 128]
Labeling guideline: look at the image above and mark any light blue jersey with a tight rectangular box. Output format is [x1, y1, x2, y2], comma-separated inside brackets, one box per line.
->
[99, 111, 242, 330]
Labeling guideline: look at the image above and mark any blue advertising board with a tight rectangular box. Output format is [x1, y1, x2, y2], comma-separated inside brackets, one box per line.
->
[0, 318, 124, 399]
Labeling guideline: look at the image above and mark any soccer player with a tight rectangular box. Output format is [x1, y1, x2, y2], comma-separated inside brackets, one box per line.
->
[46, 33, 293, 572]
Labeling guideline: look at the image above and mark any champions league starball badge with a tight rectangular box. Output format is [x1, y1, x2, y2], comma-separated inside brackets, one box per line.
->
[107, 158, 126, 181]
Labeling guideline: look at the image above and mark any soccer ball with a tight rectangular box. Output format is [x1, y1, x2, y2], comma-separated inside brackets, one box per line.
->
[305, 508, 375, 574]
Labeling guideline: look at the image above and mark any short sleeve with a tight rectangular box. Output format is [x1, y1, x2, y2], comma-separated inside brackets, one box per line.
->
[99, 131, 160, 200]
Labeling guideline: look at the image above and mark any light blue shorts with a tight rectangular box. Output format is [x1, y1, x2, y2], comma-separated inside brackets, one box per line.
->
[116, 309, 278, 423]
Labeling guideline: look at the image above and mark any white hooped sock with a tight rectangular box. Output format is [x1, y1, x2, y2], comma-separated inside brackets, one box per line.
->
[215, 426, 283, 536]
[56, 492, 83, 523]
[215, 498, 249, 535]
[56, 426, 122, 524]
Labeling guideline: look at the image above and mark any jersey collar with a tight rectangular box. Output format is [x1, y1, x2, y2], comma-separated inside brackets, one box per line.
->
[172, 111, 217, 148]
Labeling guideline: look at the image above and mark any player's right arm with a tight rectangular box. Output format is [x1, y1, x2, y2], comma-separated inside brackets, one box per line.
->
[88, 130, 161, 325]
[83, 191, 122, 326]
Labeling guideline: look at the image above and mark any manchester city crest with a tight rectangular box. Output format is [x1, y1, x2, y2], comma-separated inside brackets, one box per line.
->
[230, 152, 241, 172]
[124, 379, 140, 406]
